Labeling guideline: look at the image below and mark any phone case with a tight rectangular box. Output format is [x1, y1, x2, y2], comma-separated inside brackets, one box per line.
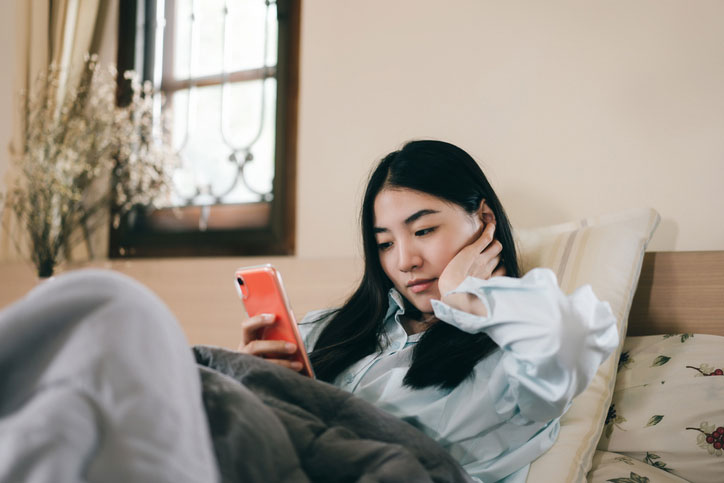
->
[234, 264, 315, 378]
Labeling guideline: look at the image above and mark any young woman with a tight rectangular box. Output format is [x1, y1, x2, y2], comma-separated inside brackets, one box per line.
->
[238, 140, 619, 482]
[0, 140, 616, 483]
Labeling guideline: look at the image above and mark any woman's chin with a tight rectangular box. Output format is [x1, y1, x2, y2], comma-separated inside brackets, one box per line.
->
[409, 294, 437, 315]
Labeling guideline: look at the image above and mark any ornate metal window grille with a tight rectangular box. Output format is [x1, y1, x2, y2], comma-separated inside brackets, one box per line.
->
[111, 0, 298, 257]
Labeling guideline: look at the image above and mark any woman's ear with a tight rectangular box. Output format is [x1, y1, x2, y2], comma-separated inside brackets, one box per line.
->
[477, 199, 496, 225]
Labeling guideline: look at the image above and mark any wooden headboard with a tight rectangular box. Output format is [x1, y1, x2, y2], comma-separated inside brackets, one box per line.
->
[628, 251, 724, 336]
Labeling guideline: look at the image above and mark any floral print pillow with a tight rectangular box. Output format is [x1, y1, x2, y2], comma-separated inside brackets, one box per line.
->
[588, 450, 689, 482]
[596, 333, 724, 482]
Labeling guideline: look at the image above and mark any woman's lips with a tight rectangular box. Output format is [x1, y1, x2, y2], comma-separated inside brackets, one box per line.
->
[407, 278, 437, 294]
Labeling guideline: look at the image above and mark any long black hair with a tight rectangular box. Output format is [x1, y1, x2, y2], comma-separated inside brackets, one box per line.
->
[309, 140, 520, 390]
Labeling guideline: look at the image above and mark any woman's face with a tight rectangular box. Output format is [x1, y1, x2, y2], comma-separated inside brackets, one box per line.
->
[373, 188, 483, 314]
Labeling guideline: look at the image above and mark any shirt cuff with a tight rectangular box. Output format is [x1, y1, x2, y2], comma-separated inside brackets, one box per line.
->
[431, 271, 556, 334]
[431, 276, 493, 334]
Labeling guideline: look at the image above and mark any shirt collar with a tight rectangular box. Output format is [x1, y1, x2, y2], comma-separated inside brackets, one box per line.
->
[386, 287, 406, 318]
[383, 288, 413, 347]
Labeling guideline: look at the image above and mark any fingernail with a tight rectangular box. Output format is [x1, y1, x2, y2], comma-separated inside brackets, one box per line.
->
[262, 314, 275, 321]
[285, 342, 296, 352]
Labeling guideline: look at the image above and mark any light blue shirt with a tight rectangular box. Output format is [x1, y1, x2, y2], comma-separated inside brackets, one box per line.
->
[298, 268, 618, 483]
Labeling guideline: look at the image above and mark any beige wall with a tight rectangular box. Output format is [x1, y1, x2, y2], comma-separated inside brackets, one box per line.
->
[2, 0, 723, 262]
[297, 0, 724, 257]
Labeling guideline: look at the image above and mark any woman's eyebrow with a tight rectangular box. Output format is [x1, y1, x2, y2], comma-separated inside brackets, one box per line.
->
[374, 209, 440, 233]
[404, 209, 439, 225]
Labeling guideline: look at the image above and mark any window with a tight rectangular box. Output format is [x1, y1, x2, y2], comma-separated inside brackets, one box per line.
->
[111, 0, 299, 257]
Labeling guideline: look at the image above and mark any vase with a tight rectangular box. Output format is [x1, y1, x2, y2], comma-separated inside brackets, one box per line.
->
[35, 256, 57, 279]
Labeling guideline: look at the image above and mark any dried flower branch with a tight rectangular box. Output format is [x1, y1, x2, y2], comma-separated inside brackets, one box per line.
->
[0, 55, 176, 277]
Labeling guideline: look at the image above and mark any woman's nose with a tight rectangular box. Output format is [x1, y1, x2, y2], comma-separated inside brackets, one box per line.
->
[397, 241, 422, 272]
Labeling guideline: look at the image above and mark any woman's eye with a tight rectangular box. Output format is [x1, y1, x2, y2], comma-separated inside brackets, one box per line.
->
[377, 241, 392, 251]
[415, 227, 437, 237]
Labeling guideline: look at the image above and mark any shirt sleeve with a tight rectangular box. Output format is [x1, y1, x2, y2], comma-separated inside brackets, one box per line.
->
[430, 268, 619, 422]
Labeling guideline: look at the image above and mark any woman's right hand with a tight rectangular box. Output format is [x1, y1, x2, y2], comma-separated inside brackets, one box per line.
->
[237, 313, 304, 372]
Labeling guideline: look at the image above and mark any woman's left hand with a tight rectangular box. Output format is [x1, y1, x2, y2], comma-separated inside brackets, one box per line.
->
[437, 222, 505, 298]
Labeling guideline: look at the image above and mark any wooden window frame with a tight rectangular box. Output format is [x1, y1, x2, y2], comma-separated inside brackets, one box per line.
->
[110, 0, 299, 257]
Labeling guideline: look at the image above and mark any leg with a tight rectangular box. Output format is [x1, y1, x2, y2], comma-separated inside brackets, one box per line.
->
[0, 269, 219, 483]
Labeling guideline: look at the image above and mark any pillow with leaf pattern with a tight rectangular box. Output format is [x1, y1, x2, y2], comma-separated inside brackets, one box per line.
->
[596, 333, 724, 482]
[588, 450, 689, 482]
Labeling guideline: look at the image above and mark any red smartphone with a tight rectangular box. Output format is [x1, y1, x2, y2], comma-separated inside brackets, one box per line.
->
[234, 264, 315, 378]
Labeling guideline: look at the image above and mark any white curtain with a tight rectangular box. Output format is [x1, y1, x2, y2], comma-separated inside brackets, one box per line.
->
[1, 0, 108, 261]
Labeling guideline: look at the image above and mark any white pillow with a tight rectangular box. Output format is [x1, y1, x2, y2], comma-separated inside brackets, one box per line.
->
[597, 334, 724, 482]
[517, 208, 660, 483]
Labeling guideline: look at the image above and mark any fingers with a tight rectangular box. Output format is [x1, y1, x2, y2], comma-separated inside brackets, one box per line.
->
[481, 238, 503, 258]
[472, 222, 497, 252]
[492, 265, 507, 278]
[266, 359, 304, 372]
[236, 341, 304, 372]
[238, 338, 303, 370]
[467, 236, 503, 281]
[238, 338, 304, 372]
[484, 254, 501, 275]
[240, 313, 276, 347]
[238, 313, 297, 356]
[242, 339, 298, 356]
[475, 237, 502, 272]
[237, 313, 305, 373]
[438, 222, 504, 293]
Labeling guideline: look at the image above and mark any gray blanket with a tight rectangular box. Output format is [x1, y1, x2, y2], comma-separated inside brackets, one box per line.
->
[194, 346, 473, 483]
[0, 269, 471, 483]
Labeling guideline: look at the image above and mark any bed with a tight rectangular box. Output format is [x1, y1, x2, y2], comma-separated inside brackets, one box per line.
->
[0, 208, 722, 482]
[514, 209, 724, 483]
[585, 250, 724, 483]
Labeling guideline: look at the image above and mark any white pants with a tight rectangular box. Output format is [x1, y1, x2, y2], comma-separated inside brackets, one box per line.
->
[0, 269, 219, 483]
